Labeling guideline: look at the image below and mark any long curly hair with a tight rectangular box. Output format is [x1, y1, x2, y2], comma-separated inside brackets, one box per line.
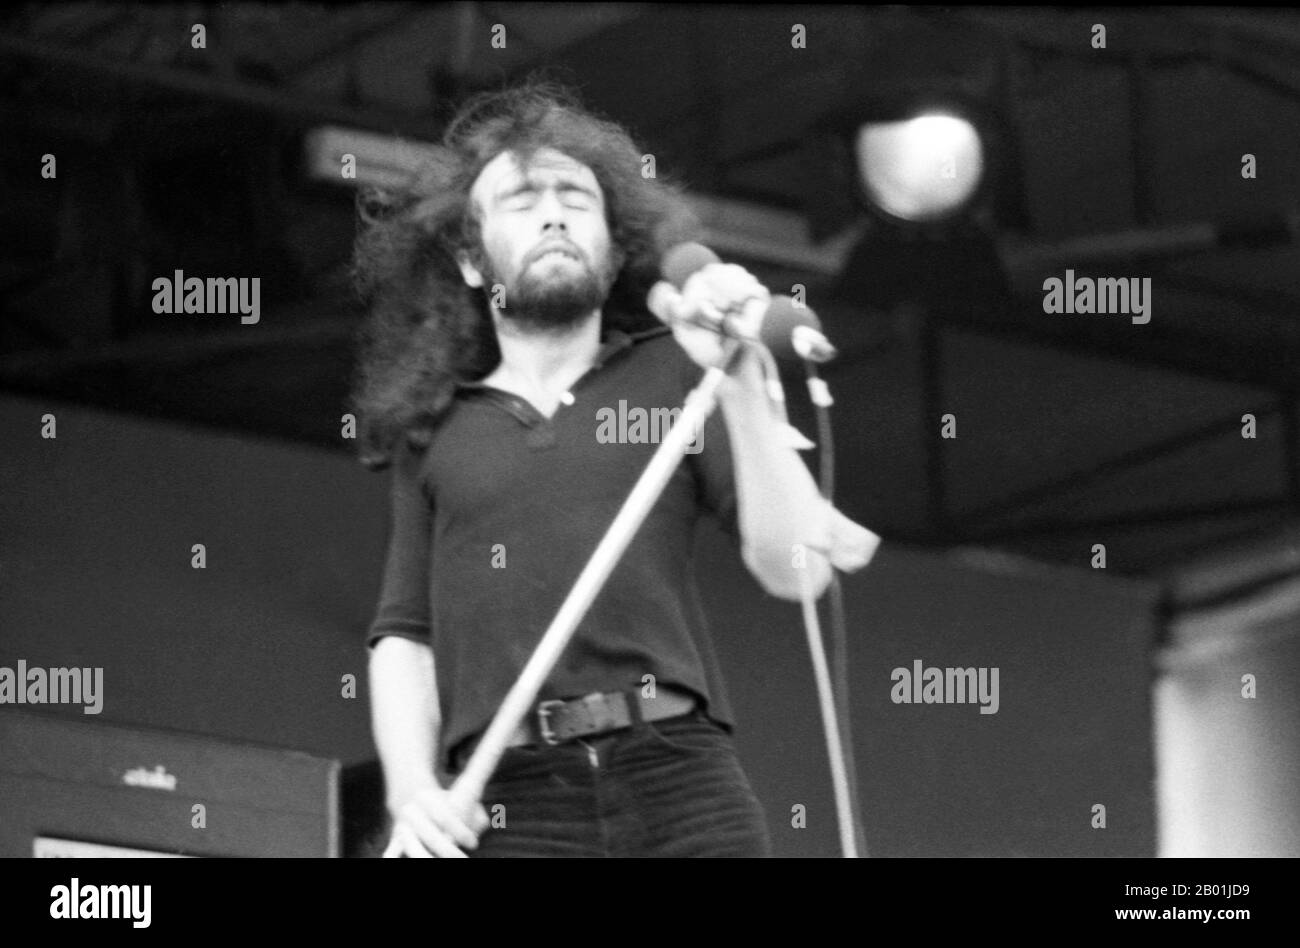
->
[347, 79, 701, 470]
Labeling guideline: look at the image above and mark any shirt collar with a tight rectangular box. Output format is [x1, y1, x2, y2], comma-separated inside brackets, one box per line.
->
[454, 327, 636, 391]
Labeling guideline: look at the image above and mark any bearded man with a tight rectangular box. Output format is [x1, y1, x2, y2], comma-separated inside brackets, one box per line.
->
[350, 82, 877, 858]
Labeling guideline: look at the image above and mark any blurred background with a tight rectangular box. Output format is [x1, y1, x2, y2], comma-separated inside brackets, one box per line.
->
[2, 4, 1298, 857]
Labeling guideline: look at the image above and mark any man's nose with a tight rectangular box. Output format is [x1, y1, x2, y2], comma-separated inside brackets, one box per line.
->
[537, 190, 568, 232]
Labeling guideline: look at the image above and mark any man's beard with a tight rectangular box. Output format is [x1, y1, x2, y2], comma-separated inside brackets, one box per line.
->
[486, 249, 617, 330]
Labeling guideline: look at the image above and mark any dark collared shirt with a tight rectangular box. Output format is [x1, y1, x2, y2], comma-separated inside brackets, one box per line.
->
[366, 325, 740, 772]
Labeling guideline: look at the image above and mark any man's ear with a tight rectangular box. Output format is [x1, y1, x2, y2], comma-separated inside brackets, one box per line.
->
[456, 250, 485, 289]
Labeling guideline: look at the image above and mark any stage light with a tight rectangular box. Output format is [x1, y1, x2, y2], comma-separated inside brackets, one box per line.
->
[302, 126, 439, 190]
[855, 111, 985, 224]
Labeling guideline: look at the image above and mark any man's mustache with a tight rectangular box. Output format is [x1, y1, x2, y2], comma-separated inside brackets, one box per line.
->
[526, 242, 587, 267]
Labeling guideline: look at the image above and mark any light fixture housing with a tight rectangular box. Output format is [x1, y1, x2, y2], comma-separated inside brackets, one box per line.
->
[808, 92, 1021, 236]
[855, 109, 985, 224]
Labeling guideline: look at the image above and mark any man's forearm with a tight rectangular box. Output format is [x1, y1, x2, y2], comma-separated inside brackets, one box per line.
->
[369, 636, 441, 807]
[715, 348, 839, 599]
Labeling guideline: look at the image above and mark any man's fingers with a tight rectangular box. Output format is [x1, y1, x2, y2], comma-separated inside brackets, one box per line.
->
[801, 507, 881, 573]
[826, 509, 880, 572]
[739, 295, 768, 332]
[438, 808, 482, 852]
[399, 826, 435, 858]
[683, 264, 770, 326]
[434, 788, 488, 848]
[430, 836, 469, 858]
[402, 804, 471, 858]
[383, 825, 432, 858]
[457, 800, 491, 836]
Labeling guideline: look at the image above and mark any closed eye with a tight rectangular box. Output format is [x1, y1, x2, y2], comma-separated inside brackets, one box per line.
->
[498, 181, 600, 212]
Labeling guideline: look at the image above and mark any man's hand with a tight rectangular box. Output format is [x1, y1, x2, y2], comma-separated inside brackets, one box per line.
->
[655, 262, 771, 370]
[812, 501, 881, 574]
[382, 780, 490, 858]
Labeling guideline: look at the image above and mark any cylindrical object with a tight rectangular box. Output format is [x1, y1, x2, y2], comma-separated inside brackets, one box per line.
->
[1155, 569, 1300, 856]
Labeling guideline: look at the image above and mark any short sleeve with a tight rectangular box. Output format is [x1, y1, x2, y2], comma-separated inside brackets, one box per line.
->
[365, 438, 434, 648]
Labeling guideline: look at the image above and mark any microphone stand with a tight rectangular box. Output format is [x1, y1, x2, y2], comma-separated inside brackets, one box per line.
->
[448, 336, 750, 815]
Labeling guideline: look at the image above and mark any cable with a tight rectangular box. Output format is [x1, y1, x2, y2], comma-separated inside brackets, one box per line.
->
[737, 335, 871, 856]
[797, 562, 859, 858]
[806, 359, 870, 858]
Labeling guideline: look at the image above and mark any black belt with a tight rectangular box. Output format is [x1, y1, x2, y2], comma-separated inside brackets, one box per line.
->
[452, 687, 699, 770]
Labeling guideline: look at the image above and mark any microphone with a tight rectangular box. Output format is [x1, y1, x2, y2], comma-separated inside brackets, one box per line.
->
[650, 242, 838, 363]
[660, 242, 720, 289]
[777, 303, 839, 364]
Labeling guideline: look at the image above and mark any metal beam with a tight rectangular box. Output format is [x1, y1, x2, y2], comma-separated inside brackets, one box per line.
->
[960, 498, 1290, 543]
[1146, 265, 1300, 325]
[280, 6, 428, 79]
[1154, 514, 1300, 579]
[0, 97, 118, 142]
[0, 317, 358, 380]
[955, 401, 1282, 529]
[1286, 393, 1300, 505]
[55, 8, 134, 49]
[0, 34, 440, 137]
[936, 307, 1297, 394]
[921, 313, 949, 534]
[1160, 518, 1300, 607]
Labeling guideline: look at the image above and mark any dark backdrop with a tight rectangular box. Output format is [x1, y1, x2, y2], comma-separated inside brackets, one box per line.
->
[0, 393, 1158, 856]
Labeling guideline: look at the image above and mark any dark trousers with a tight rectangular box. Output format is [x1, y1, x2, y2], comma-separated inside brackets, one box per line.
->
[467, 711, 772, 857]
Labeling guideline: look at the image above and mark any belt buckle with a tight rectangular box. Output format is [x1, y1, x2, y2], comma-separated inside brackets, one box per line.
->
[536, 699, 567, 746]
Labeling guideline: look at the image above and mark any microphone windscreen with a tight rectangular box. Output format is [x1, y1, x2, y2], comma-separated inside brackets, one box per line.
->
[660, 242, 719, 289]
[760, 297, 823, 361]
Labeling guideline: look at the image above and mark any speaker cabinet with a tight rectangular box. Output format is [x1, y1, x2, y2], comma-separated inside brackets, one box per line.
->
[0, 711, 339, 857]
